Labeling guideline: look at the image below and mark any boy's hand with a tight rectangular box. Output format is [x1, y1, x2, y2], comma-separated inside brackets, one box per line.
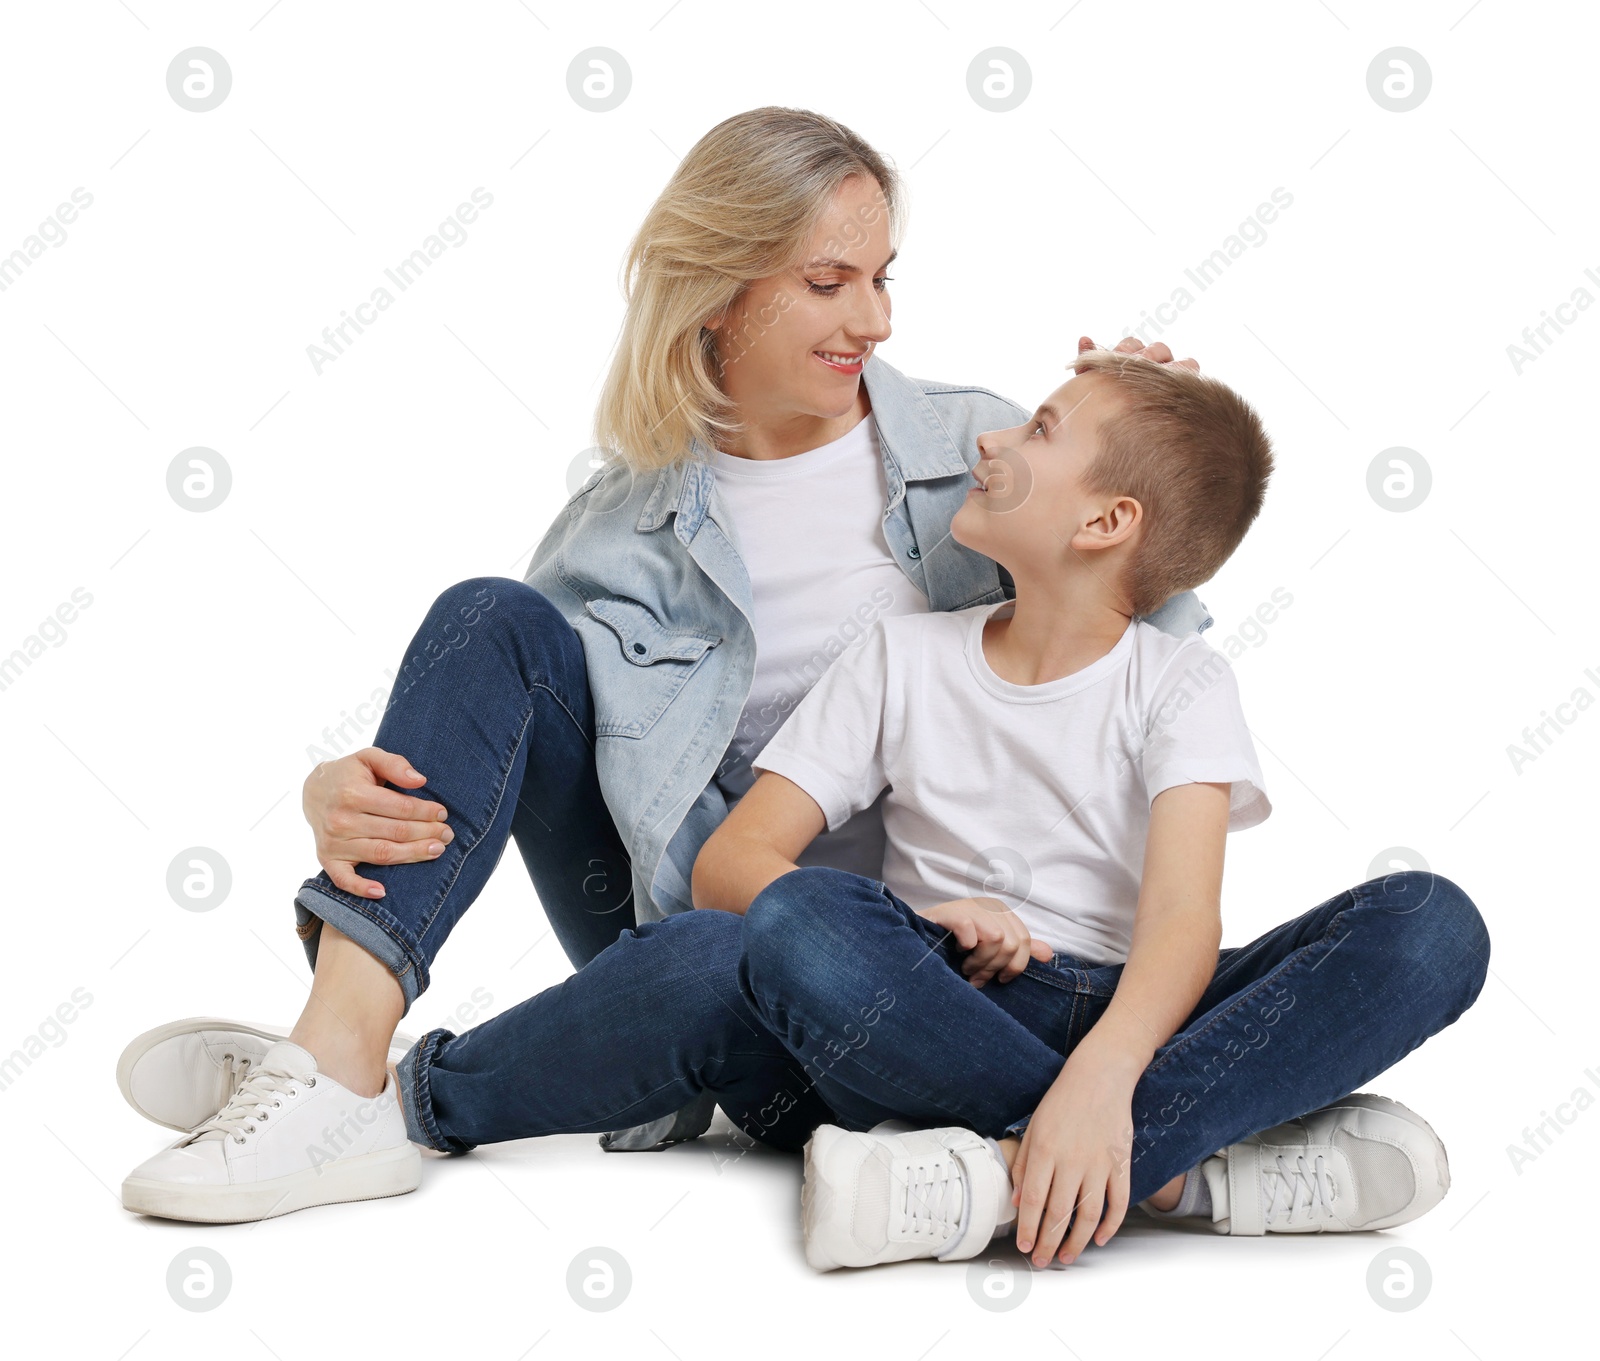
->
[916, 897, 1053, 987]
[1076, 334, 1201, 373]
[1010, 1043, 1140, 1268]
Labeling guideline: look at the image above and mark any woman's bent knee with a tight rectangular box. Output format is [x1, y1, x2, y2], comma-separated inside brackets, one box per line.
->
[430, 576, 560, 635]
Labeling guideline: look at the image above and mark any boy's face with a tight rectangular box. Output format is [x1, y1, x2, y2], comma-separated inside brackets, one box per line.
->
[951, 370, 1136, 582]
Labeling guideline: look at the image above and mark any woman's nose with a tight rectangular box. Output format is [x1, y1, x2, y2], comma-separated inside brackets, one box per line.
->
[849, 284, 892, 344]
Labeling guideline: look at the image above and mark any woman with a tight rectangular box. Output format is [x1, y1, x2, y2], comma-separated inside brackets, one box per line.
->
[118, 107, 1218, 1219]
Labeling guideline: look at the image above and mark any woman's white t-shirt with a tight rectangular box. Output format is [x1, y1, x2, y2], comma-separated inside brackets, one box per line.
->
[708, 414, 929, 878]
[753, 601, 1271, 965]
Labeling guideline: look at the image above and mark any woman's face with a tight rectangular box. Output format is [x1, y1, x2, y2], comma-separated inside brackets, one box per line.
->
[709, 174, 895, 436]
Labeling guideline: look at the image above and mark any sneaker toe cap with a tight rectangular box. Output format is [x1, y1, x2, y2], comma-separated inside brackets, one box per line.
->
[128, 1137, 230, 1187]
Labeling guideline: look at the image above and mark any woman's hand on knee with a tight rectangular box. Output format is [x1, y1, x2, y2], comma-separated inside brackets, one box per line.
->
[301, 747, 452, 898]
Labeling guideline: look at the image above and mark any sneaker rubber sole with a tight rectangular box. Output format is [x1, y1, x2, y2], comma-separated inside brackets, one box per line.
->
[121, 1142, 422, 1223]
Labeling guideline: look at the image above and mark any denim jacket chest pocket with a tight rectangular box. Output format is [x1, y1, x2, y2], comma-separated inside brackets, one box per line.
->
[579, 595, 721, 739]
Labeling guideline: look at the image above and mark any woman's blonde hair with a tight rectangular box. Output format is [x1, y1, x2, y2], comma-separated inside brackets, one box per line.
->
[594, 106, 903, 472]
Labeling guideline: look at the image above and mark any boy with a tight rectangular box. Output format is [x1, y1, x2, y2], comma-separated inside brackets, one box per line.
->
[691, 350, 1473, 1269]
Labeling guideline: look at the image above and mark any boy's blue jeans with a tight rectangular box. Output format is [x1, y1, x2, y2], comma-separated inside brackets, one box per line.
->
[292, 579, 1490, 1206]
[399, 867, 1488, 1204]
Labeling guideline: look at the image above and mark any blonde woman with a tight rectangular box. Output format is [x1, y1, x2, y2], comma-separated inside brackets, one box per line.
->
[116, 108, 1207, 1222]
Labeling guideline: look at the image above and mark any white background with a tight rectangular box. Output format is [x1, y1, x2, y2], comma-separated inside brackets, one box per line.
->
[1, 1, 1592, 1357]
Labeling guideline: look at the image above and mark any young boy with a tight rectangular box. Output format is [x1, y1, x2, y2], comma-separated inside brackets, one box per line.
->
[691, 349, 1465, 1270]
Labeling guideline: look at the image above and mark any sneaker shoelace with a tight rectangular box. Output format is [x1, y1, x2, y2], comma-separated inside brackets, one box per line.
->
[1263, 1152, 1334, 1225]
[190, 1066, 312, 1145]
[898, 1155, 965, 1242]
[221, 1051, 252, 1102]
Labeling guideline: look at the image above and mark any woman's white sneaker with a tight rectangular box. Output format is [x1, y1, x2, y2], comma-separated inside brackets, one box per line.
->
[117, 1017, 417, 1132]
[801, 1123, 1015, 1271]
[1185, 1093, 1450, 1234]
[121, 1040, 421, 1223]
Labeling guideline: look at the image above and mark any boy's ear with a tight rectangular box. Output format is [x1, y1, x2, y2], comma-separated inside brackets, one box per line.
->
[1069, 494, 1142, 551]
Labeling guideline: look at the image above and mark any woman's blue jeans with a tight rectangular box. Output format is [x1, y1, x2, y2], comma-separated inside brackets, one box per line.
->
[293, 576, 636, 1000]
[291, 578, 1490, 1204]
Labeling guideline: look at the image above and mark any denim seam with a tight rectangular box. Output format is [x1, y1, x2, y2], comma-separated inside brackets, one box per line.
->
[412, 694, 540, 952]
[296, 883, 424, 993]
[1142, 889, 1357, 1084]
[765, 986, 1051, 1136]
[405, 1027, 457, 1153]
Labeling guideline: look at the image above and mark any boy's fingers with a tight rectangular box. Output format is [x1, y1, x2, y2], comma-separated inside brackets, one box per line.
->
[949, 918, 978, 951]
[1142, 341, 1174, 364]
[1098, 1192, 1129, 1246]
[1014, 1163, 1052, 1254]
[999, 939, 1033, 983]
[1098, 1156, 1132, 1245]
[1035, 1176, 1082, 1266]
[962, 943, 999, 987]
[971, 913, 1005, 946]
[1061, 1187, 1104, 1264]
[1010, 1132, 1031, 1198]
[1030, 938, 1053, 961]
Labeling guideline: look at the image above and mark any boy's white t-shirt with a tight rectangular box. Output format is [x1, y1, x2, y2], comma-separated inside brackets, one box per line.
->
[753, 600, 1271, 965]
[708, 414, 929, 880]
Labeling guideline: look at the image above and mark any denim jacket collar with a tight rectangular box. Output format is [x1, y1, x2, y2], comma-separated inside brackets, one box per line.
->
[635, 354, 973, 544]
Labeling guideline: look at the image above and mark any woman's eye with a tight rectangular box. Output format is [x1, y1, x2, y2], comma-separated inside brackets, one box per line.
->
[806, 275, 894, 296]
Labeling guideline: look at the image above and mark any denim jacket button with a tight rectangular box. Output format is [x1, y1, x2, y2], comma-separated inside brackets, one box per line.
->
[631, 641, 647, 655]
[907, 544, 920, 559]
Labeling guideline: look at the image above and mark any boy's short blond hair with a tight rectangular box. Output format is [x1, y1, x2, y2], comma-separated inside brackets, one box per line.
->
[1071, 350, 1274, 616]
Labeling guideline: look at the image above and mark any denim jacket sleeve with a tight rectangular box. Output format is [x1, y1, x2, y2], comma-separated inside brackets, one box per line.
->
[1142, 589, 1214, 637]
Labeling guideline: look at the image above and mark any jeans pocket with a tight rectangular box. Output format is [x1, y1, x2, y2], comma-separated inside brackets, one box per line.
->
[1020, 957, 1122, 1052]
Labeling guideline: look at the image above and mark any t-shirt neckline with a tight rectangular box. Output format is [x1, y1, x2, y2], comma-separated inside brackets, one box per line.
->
[964, 601, 1137, 703]
[708, 414, 874, 479]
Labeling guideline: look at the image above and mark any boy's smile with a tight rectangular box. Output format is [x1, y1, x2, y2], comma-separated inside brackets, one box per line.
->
[952, 369, 1142, 604]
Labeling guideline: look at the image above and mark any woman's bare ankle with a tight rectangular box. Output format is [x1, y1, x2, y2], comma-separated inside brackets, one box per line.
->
[289, 921, 405, 1098]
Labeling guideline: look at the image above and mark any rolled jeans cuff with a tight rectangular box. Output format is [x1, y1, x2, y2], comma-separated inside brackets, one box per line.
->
[395, 1027, 465, 1154]
[294, 880, 427, 1012]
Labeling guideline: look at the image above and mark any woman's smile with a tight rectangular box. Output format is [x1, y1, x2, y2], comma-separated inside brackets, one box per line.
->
[813, 347, 869, 374]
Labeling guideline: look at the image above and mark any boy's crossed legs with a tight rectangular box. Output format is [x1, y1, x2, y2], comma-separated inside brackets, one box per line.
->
[387, 861, 1485, 1268]
[735, 864, 1489, 1267]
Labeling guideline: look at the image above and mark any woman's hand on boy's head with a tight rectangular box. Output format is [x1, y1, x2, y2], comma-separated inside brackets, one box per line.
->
[1076, 334, 1201, 373]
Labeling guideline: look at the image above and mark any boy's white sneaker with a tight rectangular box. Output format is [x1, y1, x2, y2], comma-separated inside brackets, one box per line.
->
[121, 1040, 421, 1223]
[1168, 1093, 1450, 1234]
[117, 1017, 417, 1132]
[801, 1122, 1014, 1271]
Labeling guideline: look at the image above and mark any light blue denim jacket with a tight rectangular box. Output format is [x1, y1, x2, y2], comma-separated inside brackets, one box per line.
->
[523, 355, 1211, 923]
